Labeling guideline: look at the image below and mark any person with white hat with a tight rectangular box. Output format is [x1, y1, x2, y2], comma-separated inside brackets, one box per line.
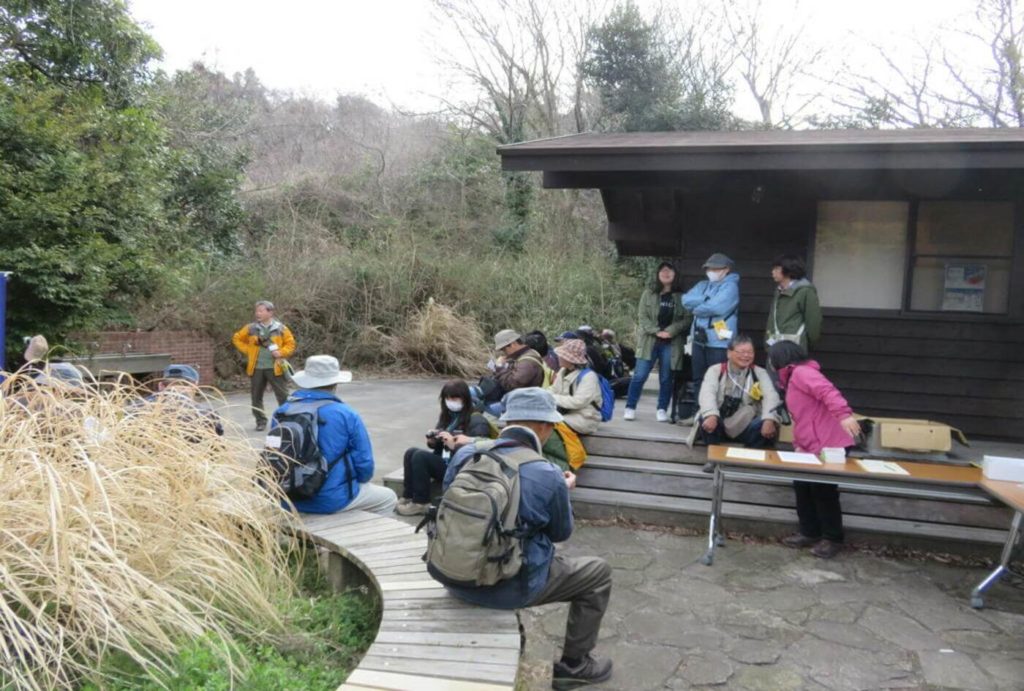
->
[440, 387, 614, 689]
[271, 355, 397, 515]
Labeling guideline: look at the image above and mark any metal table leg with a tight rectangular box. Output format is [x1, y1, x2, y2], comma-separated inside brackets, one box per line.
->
[971, 510, 1022, 609]
[701, 465, 725, 566]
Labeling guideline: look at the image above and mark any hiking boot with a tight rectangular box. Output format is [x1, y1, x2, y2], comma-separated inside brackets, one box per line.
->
[656, 409, 669, 422]
[623, 408, 636, 421]
[395, 501, 429, 516]
[255, 420, 267, 432]
[552, 653, 613, 689]
[811, 539, 843, 559]
[781, 533, 818, 549]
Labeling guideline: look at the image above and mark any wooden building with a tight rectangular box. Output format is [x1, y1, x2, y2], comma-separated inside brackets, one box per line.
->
[499, 129, 1024, 441]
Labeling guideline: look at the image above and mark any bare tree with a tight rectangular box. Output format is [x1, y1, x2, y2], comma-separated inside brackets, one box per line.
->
[719, 0, 826, 129]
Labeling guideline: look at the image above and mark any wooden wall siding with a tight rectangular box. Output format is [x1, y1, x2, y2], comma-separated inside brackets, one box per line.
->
[620, 190, 1024, 441]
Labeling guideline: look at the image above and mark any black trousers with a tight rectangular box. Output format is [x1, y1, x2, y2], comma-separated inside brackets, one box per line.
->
[402, 448, 446, 503]
[793, 481, 844, 542]
[250, 367, 289, 423]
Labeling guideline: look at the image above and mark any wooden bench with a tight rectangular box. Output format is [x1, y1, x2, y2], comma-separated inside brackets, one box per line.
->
[292, 510, 522, 691]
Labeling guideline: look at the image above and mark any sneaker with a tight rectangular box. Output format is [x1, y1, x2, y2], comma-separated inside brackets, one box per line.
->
[781, 533, 819, 549]
[623, 408, 636, 421]
[656, 409, 669, 422]
[397, 497, 412, 506]
[395, 501, 429, 516]
[254, 420, 267, 432]
[552, 653, 613, 689]
[811, 539, 843, 559]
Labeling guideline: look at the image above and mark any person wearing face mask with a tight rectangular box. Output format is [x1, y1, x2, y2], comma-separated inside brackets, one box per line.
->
[682, 253, 741, 405]
[396, 379, 493, 516]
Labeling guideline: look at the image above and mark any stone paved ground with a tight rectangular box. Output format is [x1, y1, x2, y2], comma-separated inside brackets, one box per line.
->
[218, 379, 1024, 690]
[519, 523, 1024, 690]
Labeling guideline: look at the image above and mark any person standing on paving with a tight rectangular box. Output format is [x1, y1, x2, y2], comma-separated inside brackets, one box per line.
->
[440, 388, 614, 689]
[765, 254, 822, 351]
[232, 300, 296, 431]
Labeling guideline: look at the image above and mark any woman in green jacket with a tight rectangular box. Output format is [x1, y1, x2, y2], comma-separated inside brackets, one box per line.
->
[766, 255, 822, 351]
[624, 262, 691, 422]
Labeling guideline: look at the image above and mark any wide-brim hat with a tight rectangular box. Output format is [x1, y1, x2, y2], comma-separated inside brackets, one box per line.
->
[500, 387, 563, 424]
[554, 338, 588, 365]
[702, 252, 735, 270]
[493, 329, 521, 350]
[291, 355, 353, 388]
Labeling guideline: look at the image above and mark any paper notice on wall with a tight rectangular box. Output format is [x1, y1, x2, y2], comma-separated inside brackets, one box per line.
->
[942, 264, 985, 312]
[777, 451, 822, 465]
[725, 448, 767, 461]
[856, 459, 910, 475]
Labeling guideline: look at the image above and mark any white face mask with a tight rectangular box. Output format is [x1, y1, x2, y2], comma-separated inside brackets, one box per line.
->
[706, 270, 725, 282]
[445, 399, 464, 413]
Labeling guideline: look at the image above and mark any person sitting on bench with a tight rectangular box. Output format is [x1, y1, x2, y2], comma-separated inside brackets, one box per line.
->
[697, 335, 780, 448]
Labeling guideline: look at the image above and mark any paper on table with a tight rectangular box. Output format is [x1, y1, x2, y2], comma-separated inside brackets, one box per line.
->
[725, 447, 767, 461]
[776, 451, 822, 465]
[856, 459, 910, 475]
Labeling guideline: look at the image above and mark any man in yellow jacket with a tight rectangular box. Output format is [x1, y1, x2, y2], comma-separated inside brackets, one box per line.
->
[232, 300, 296, 430]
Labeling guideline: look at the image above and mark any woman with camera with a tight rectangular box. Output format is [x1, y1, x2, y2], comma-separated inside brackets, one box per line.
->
[768, 341, 862, 559]
[623, 261, 690, 422]
[396, 379, 492, 516]
[697, 335, 780, 448]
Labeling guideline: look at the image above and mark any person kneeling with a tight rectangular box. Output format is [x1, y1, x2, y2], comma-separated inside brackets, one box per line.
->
[697, 335, 780, 448]
[432, 388, 613, 689]
[397, 379, 492, 516]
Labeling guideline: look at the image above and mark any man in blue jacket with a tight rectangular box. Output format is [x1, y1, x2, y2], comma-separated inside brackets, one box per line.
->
[682, 253, 741, 405]
[441, 388, 613, 690]
[273, 355, 397, 515]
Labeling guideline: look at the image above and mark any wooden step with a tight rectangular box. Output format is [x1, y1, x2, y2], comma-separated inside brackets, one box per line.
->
[568, 487, 1008, 545]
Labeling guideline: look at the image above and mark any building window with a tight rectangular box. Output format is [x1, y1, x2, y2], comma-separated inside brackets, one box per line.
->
[813, 201, 909, 309]
[813, 200, 1014, 314]
[909, 202, 1013, 313]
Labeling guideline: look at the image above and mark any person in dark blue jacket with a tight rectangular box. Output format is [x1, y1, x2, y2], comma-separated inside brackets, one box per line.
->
[681, 253, 741, 406]
[273, 355, 397, 515]
[442, 387, 613, 690]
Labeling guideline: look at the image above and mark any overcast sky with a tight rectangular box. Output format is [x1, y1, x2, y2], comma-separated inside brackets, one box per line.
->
[129, 0, 980, 119]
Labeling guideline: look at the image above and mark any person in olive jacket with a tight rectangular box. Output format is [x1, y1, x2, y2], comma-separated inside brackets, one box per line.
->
[624, 261, 691, 422]
[765, 255, 822, 351]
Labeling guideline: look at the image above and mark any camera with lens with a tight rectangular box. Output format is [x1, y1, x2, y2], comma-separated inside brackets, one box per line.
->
[719, 395, 743, 419]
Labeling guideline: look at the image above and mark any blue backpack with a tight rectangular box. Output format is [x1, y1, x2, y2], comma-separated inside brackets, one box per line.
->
[576, 367, 615, 422]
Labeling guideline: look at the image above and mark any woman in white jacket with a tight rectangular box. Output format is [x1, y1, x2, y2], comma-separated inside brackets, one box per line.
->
[549, 338, 603, 435]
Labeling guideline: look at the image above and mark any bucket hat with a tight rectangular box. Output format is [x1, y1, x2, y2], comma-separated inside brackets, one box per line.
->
[554, 339, 588, 365]
[291, 355, 353, 388]
[500, 387, 563, 424]
[493, 329, 521, 350]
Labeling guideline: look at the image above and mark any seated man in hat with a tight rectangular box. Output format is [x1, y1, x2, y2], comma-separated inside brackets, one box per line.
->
[273, 355, 397, 515]
[695, 335, 780, 449]
[441, 388, 614, 689]
[139, 364, 224, 437]
[480, 329, 547, 415]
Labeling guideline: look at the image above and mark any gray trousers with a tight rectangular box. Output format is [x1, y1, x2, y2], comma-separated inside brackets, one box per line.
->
[528, 554, 612, 659]
[251, 367, 289, 423]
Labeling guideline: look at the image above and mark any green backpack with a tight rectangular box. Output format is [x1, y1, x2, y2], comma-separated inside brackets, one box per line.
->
[422, 440, 543, 587]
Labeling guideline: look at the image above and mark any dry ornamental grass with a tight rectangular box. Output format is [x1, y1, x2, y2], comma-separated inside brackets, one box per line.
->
[0, 371, 302, 690]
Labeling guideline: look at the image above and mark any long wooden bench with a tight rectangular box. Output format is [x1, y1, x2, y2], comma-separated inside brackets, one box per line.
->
[573, 426, 1013, 551]
[291, 510, 522, 690]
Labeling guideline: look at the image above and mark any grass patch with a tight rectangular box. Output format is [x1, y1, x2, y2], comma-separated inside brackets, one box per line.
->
[89, 551, 380, 690]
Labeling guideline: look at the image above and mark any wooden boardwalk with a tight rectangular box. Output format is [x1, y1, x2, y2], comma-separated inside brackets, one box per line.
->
[293, 510, 521, 691]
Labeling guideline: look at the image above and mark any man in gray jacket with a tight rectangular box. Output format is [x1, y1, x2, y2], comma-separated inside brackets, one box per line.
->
[697, 335, 781, 448]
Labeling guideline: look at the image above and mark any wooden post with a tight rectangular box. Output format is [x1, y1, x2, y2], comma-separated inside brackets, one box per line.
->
[326, 551, 369, 593]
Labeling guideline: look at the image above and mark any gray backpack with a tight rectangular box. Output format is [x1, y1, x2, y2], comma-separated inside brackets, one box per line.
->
[422, 441, 543, 587]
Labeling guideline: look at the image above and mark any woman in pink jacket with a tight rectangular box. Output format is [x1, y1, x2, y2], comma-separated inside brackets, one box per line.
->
[768, 342, 861, 559]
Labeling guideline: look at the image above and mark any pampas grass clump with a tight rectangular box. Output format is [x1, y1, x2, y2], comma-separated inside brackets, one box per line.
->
[376, 299, 490, 377]
[0, 372, 300, 690]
